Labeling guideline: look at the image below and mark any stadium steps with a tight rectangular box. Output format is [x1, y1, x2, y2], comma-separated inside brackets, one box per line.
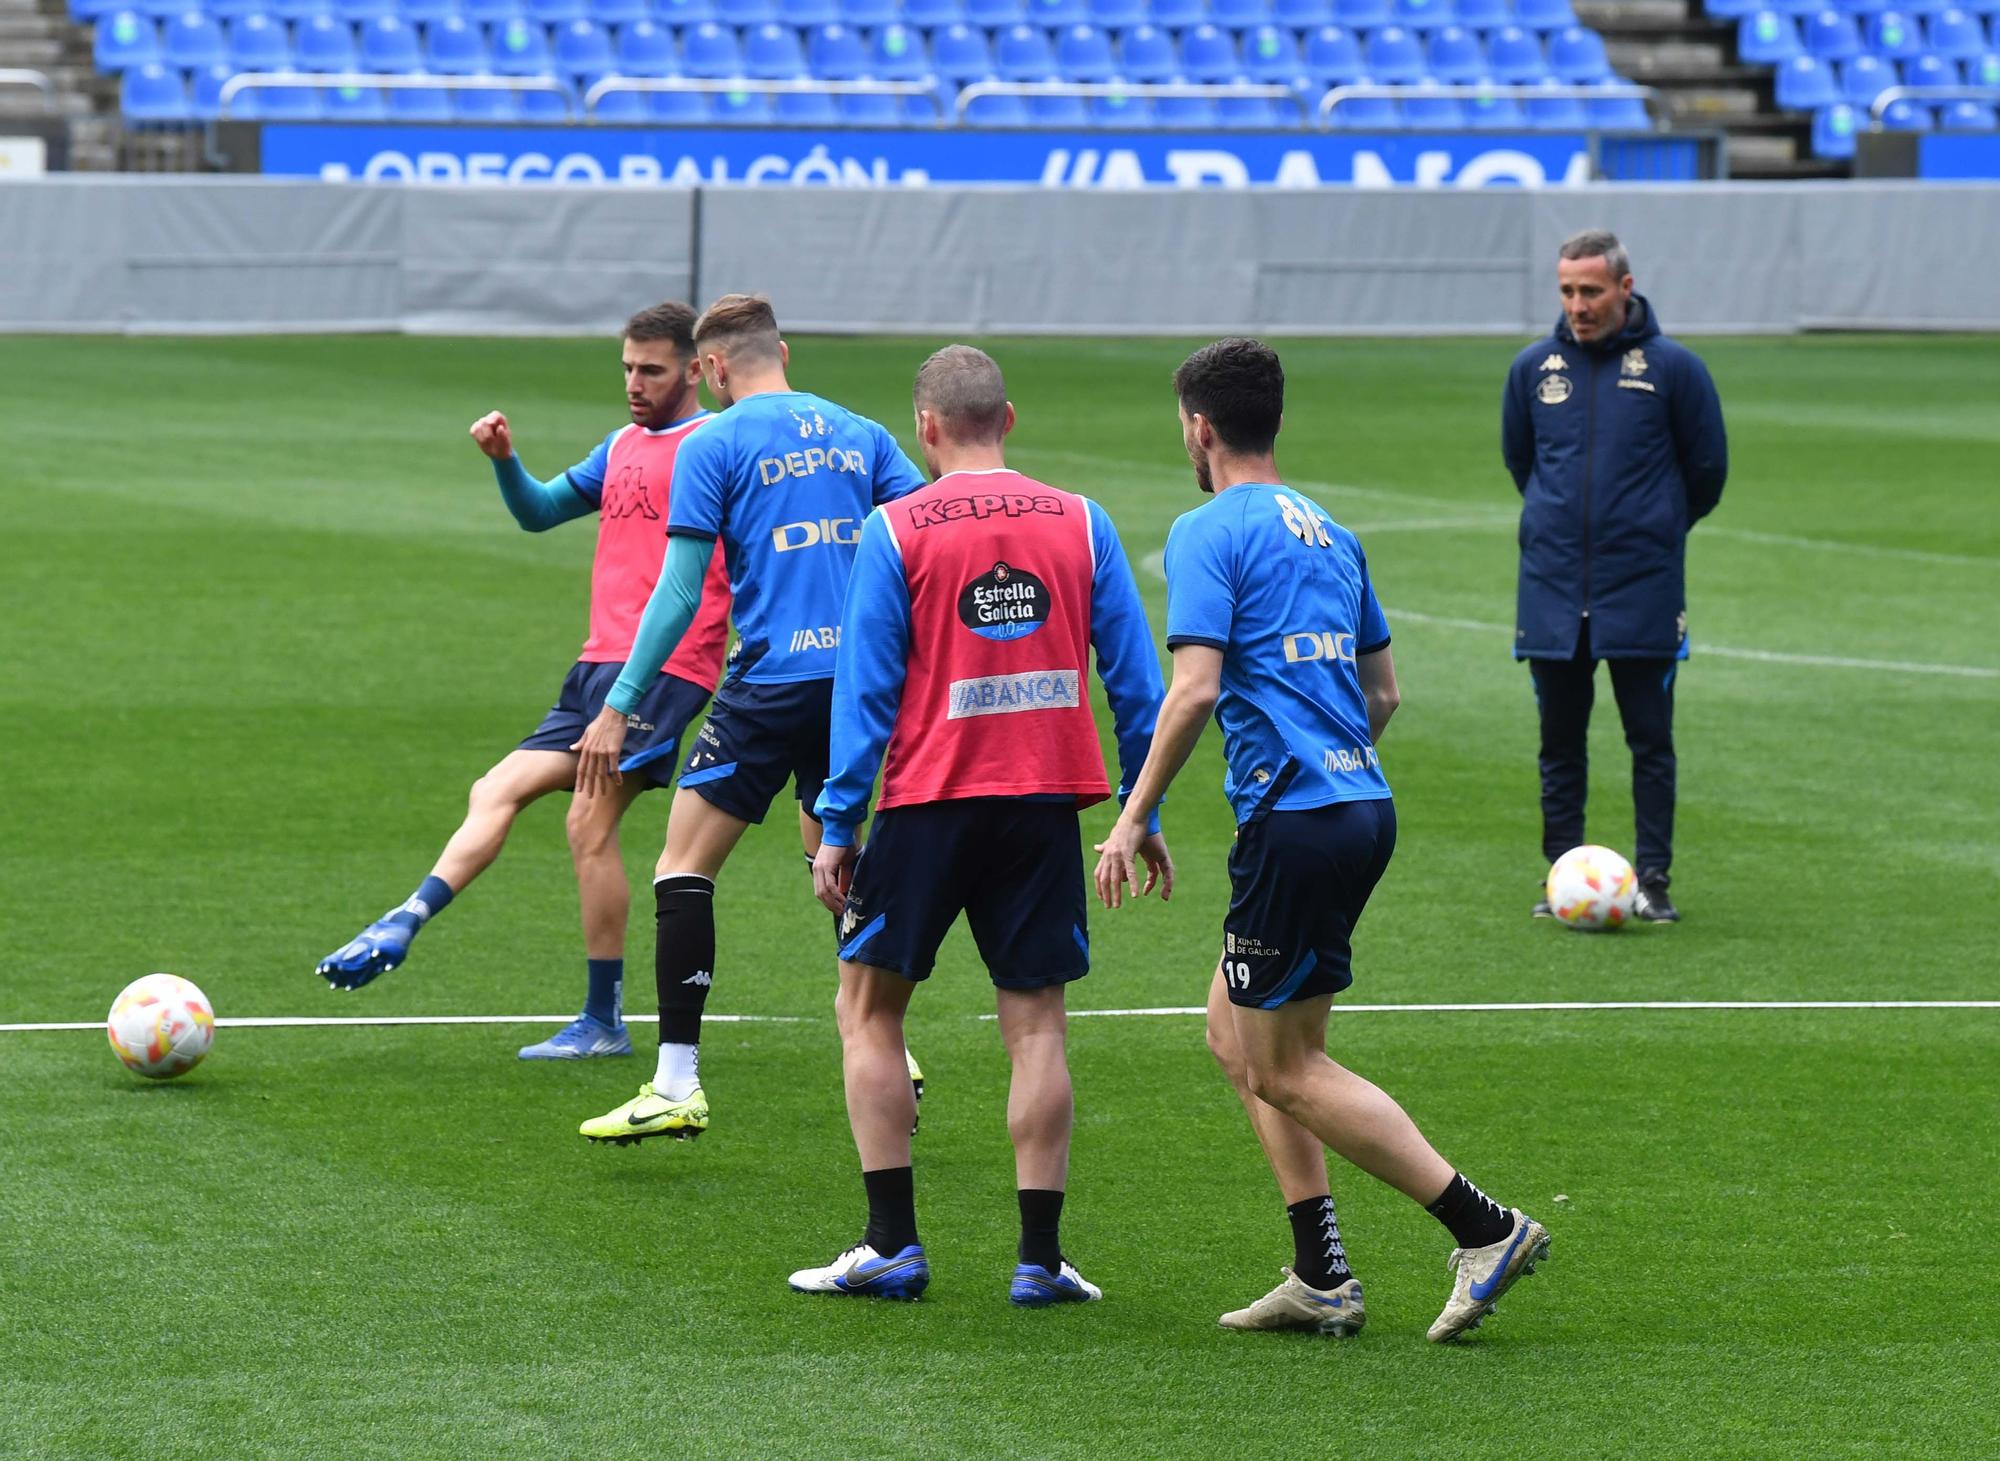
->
[22, 0, 134, 169]
[1578, 0, 1844, 179]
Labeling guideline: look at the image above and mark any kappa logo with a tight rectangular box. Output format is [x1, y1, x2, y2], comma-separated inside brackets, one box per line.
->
[1537, 374, 1573, 406]
[907, 492, 1066, 529]
[839, 908, 861, 939]
[789, 408, 830, 439]
[602, 465, 660, 521]
[1622, 347, 1648, 377]
[681, 970, 712, 987]
[1539, 353, 1568, 373]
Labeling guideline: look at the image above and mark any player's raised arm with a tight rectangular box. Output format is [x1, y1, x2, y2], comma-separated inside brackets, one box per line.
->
[475, 412, 604, 533]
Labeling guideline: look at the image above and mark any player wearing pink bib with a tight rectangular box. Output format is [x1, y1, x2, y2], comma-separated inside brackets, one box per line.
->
[790, 346, 1170, 1307]
[315, 302, 731, 1063]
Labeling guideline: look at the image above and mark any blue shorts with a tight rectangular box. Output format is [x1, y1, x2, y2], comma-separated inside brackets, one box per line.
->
[1222, 797, 1397, 1009]
[519, 662, 712, 790]
[837, 799, 1089, 988]
[679, 677, 834, 825]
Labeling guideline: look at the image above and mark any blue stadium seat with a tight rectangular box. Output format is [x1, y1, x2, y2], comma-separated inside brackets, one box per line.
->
[95, 12, 161, 71]
[1523, 74, 1586, 125]
[70, 0, 119, 24]
[360, 15, 422, 69]
[1426, 25, 1482, 81]
[1059, 22, 1117, 76]
[491, 17, 553, 74]
[808, 21, 868, 76]
[1121, 24, 1176, 80]
[188, 62, 232, 119]
[774, 87, 839, 119]
[1215, 76, 1282, 125]
[121, 61, 188, 119]
[612, 18, 672, 75]
[588, 86, 647, 119]
[1586, 90, 1651, 126]
[995, 22, 1056, 78]
[584, 0, 643, 22]
[453, 82, 520, 117]
[266, 0, 333, 21]
[337, 0, 397, 22]
[1025, 81, 1089, 121]
[426, 15, 490, 71]
[1241, 24, 1298, 79]
[460, 0, 523, 24]
[681, 21, 742, 76]
[239, 82, 322, 116]
[964, 0, 1027, 27]
[1151, 84, 1214, 125]
[1879, 96, 1931, 125]
[523, 0, 583, 21]
[1939, 97, 1997, 126]
[226, 13, 290, 70]
[651, 0, 713, 24]
[1736, 11, 1801, 62]
[1179, 23, 1236, 80]
[1548, 25, 1607, 78]
[1775, 52, 1839, 105]
[1088, 82, 1148, 124]
[204, 0, 260, 22]
[1401, 83, 1464, 124]
[867, 23, 929, 79]
[1393, 0, 1453, 31]
[1303, 24, 1362, 82]
[1810, 100, 1857, 156]
[904, 0, 963, 24]
[1904, 52, 1957, 84]
[1928, 7, 1987, 57]
[931, 24, 992, 82]
[1460, 78, 1523, 126]
[648, 87, 709, 119]
[324, 82, 386, 116]
[389, 82, 453, 117]
[294, 14, 357, 71]
[404, 0, 463, 23]
[840, 0, 896, 21]
[1867, 10, 1924, 56]
[1148, 0, 1203, 26]
[962, 90, 1030, 123]
[1271, 0, 1332, 26]
[1365, 25, 1425, 81]
[744, 21, 806, 77]
[1514, 0, 1575, 29]
[1210, 0, 1271, 28]
[1486, 24, 1547, 79]
[1326, 79, 1395, 124]
[1970, 52, 2000, 90]
[555, 18, 612, 75]
[162, 11, 224, 70]
[836, 83, 901, 121]
[780, 0, 839, 24]
[1331, 0, 1389, 28]
[1453, 0, 1506, 25]
[523, 81, 573, 117]
[1802, 8, 1862, 58]
[1026, 0, 1088, 26]
[1840, 52, 1894, 102]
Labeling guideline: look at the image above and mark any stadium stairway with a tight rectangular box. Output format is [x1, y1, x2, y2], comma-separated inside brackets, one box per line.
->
[10, 0, 136, 168]
[1578, 0, 1845, 177]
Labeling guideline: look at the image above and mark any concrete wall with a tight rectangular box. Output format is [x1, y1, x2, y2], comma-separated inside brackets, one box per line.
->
[4, 176, 1998, 335]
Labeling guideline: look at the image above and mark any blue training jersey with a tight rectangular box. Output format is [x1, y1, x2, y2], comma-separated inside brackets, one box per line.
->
[1163, 482, 1392, 823]
[666, 390, 926, 684]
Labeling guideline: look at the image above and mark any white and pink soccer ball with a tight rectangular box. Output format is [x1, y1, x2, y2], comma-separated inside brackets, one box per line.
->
[1545, 845, 1638, 931]
[107, 973, 215, 1079]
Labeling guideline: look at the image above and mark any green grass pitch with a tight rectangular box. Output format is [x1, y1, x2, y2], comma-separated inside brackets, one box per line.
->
[2, 332, 1996, 1459]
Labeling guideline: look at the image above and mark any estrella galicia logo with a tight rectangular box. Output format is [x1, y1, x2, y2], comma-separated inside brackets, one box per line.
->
[958, 561, 1051, 642]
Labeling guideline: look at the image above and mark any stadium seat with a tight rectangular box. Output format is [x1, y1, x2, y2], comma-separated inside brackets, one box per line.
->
[1487, 25, 1547, 79]
[648, 87, 709, 119]
[1303, 23, 1363, 82]
[961, 89, 1030, 124]
[1025, 80, 1089, 120]
[611, 18, 671, 76]
[1970, 52, 2000, 90]
[1331, 0, 1389, 29]
[1148, 0, 1204, 27]
[1904, 52, 1958, 85]
[525, 81, 575, 117]
[1585, 90, 1651, 126]
[203, 0, 260, 22]
[836, 83, 901, 121]
[1179, 23, 1237, 81]
[268, 0, 334, 20]
[904, 0, 963, 24]
[681, 21, 742, 77]
[554, 18, 612, 77]
[452, 82, 520, 117]
[1928, 7, 1987, 56]
[1453, 0, 1506, 24]
[388, 82, 453, 117]
[1026, 0, 1088, 26]
[1737, 11, 1803, 62]
[1775, 52, 1840, 106]
[186, 61, 234, 118]
[1393, 0, 1453, 31]
[1514, 0, 1575, 30]
[587, 85, 646, 119]
[1810, 99, 1857, 155]
[121, 61, 189, 120]
[838, 0, 897, 22]
[808, 22, 868, 77]
[1272, 0, 1332, 26]
[1939, 97, 1997, 126]
[1215, 76, 1282, 126]
[744, 22, 806, 78]
[1802, 9, 1862, 58]
[1086, 0, 1144, 24]
[95, 12, 160, 71]
[1058, 22, 1117, 77]
[1401, 81, 1464, 124]
[1867, 10, 1924, 56]
[1548, 25, 1609, 79]
[995, 22, 1056, 79]
[1426, 25, 1482, 82]
[323, 82, 386, 116]
[360, 15, 422, 70]
[1461, 79, 1524, 126]
[1210, 0, 1271, 28]
[1241, 24, 1299, 80]
[294, 14, 357, 71]
[337, 0, 398, 22]
[931, 24, 992, 83]
[1840, 51, 1894, 102]
[426, 15, 490, 72]
[964, 0, 1027, 28]
[586, 0, 645, 23]
[866, 23, 929, 79]
[1326, 79, 1396, 124]
[1365, 24, 1424, 82]
[1153, 84, 1217, 125]
[774, 87, 839, 120]
[491, 18, 553, 74]
[651, 0, 713, 24]
[522, 0, 582, 20]
[460, 0, 523, 24]
[1088, 82, 1148, 124]
[239, 83, 321, 117]
[225, 13, 290, 71]
[1121, 24, 1175, 79]
[780, 0, 839, 25]
[1523, 74, 1586, 126]
[162, 11, 224, 70]
[1879, 96, 1932, 125]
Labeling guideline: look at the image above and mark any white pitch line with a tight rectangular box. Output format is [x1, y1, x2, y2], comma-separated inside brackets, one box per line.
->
[0, 1013, 802, 1034]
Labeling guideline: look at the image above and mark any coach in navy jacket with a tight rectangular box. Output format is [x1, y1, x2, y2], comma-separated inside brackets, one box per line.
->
[1502, 230, 1726, 922]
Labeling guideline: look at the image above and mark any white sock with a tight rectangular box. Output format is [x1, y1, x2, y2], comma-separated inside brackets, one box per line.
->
[654, 1042, 700, 1101]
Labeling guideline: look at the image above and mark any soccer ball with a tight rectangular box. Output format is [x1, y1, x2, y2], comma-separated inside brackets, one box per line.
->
[107, 973, 215, 1079]
[1545, 845, 1638, 931]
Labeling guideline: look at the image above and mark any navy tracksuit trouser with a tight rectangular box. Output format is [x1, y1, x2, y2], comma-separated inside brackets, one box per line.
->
[1529, 619, 1677, 888]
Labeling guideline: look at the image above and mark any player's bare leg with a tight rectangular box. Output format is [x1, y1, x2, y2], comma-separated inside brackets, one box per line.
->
[1205, 962, 1329, 1203]
[996, 985, 1098, 1305]
[567, 772, 647, 959]
[836, 961, 919, 1169]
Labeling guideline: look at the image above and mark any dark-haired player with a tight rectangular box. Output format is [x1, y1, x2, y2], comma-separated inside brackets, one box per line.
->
[572, 294, 928, 1146]
[315, 302, 729, 1062]
[1095, 338, 1551, 1343]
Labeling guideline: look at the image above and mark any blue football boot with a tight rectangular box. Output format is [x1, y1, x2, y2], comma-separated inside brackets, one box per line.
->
[789, 1243, 930, 1300]
[1009, 1260, 1103, 1307]
[519, 1014, 632, 1060]
[315, 914, 416, 990]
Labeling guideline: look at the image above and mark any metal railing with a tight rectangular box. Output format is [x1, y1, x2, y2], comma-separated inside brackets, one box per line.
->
[583, 75, 942, 118]
[215, 71, 573, 119]
[1868, 84, 2000, 123]
[1318, 81, 1658, 128]
[0, 68, 55, 112]
[954, 78, 1307, 122]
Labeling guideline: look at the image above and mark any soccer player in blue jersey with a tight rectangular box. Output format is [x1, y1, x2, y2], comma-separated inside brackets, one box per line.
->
[1095, 339, 1551, 1343]
[572, 294, 929, 1146]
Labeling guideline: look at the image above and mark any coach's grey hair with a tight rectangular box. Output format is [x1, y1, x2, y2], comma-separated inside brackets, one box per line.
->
[913, 344, 1009, 443]
[1558, 229, 1632, 281]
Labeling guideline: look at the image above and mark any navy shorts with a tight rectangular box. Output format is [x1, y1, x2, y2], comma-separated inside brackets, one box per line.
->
[1222, 797, 1397, 1009]
[519, 662, 711, 790]
[678, 677, 834, 825]
[838, 799, 1090, 988]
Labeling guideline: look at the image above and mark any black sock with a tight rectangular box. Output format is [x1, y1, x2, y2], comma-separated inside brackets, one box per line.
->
[1017, 1189, 1064, 1272]
[654, 874, 715, 1048]
[862, 1166, 918, 1255]
[1285, 1195, 1354, 1289]
[1425, 1172, 1515, 1250]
